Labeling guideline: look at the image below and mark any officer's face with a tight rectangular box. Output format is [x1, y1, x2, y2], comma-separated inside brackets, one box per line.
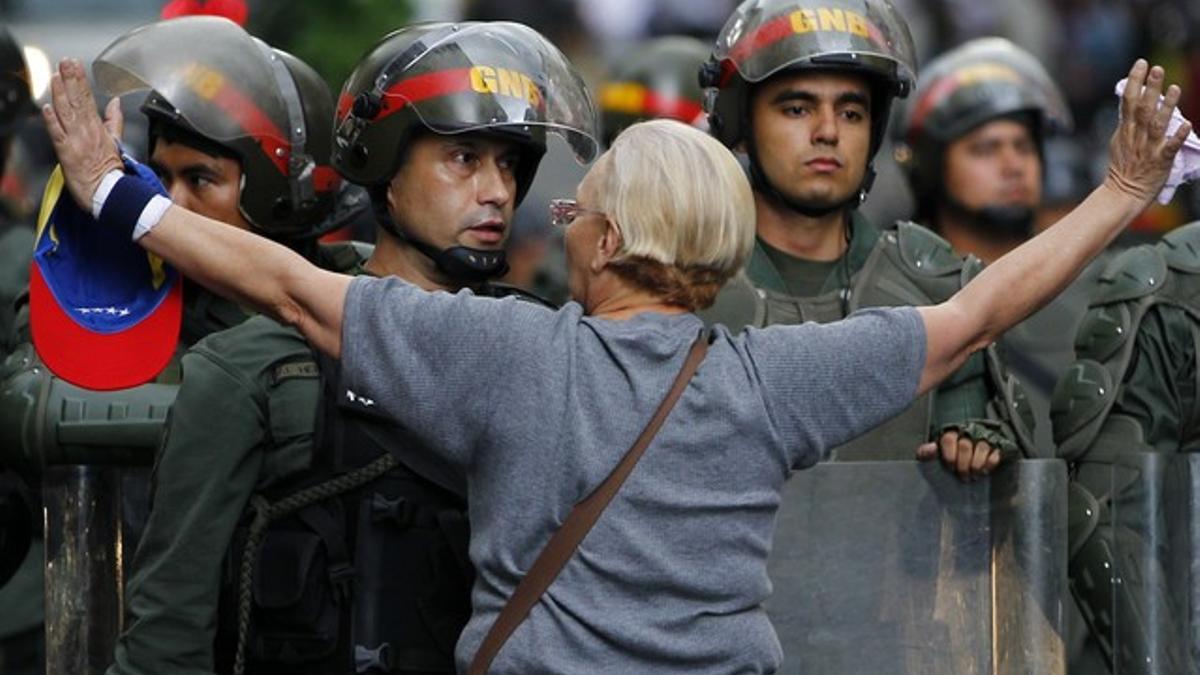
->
[149, 139, 252, 231]
[943, 118, 1042, 211]
[748, 71, 872, 209]
[387, 133, 521, 251]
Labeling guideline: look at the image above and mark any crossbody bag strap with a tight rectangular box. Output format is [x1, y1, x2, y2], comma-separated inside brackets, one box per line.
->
[467, 328, 711, 675]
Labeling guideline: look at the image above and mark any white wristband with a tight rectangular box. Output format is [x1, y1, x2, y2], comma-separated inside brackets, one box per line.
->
[132, 195, 172, 241]
[91, 169, 125, 219]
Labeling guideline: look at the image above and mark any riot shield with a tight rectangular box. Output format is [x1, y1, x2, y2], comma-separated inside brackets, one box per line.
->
[767, 459, 1067, 674]
[1103, 452, 1199, 674]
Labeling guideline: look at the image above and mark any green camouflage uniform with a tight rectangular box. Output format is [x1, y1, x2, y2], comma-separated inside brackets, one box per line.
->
[108, 243, 370, 675]
[702, 213, 1035, 460]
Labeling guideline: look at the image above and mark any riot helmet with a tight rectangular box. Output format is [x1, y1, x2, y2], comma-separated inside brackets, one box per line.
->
[333, 21, 599, 282]
[0, 26, 34, 140]
[895, 37, 1072, 227]
[700, 0, 916, 216]
[599, 36, 710, 147]
[93, 16, 342, 241]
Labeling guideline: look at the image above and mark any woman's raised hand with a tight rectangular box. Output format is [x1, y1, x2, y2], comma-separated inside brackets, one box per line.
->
[1104, 60, 1192, 207]
[41, 58, 124, 210]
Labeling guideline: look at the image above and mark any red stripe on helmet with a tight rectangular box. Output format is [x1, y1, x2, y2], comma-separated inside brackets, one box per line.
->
[642, 91, 704, 123]
[209, 82, 292, 175]
[374, 67, 477, 121]
[313, 165, 341, 191]
[726, 15, 796, 73]
[906, 75, 960, 140]
[722, 11, 894, 87]
[336, 91, 354, 120]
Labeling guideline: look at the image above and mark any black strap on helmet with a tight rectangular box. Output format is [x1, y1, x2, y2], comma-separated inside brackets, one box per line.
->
[256, 42, 316, 211]
[368, 185, 509, 283]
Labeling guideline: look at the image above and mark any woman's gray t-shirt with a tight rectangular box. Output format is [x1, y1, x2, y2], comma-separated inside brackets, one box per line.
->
[340, 276, 926, 674]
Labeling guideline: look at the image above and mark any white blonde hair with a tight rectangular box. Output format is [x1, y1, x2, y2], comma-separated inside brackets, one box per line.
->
[594, 120, 755, 293]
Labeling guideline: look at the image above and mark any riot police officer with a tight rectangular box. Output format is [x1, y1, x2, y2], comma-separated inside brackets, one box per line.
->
[1052, 224, 1200, 672]
[109, 21, 597, 675]
[598, 36, 710, 147]
[69, 16, 347, 675]
[893, 37, 1081, 453]
[700, 0, 1036, 468]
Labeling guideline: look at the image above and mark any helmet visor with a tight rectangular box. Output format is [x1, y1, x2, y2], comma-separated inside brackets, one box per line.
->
[368, 22, 599, 163]
[93, 16, 292, 146]
[714, 0, 916, 88]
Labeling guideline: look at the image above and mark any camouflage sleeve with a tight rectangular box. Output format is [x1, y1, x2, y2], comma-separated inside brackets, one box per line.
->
[931, 351, 991, 431]
[932, 351, 1022, 454]
[111, 349, 270, 675]
[1110, 304, 1198, 454]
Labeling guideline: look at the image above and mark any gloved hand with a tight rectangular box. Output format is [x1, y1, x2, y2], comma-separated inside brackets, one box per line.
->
[1115, 77, 1200, 204]
[916, 420, 1019, 482]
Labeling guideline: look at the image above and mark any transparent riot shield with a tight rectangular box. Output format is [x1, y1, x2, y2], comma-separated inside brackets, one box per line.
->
[767, 459, 1067, 674]
[1105, 452, 1199, 674]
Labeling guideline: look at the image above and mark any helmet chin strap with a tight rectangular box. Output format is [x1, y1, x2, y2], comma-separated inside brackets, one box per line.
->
[369, 188, 509, 284]
[941, 193, 1035, 243]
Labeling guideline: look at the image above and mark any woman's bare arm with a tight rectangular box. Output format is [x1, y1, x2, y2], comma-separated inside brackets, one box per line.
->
[916, 60, 1191, 397]
[42, 58, 348, 357]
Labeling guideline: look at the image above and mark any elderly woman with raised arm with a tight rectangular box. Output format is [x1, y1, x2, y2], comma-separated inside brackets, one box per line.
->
[43, 55, 1188, 673]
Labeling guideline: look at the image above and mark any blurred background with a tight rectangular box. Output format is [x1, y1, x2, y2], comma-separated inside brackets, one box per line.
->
[2, 0, 1199, 298]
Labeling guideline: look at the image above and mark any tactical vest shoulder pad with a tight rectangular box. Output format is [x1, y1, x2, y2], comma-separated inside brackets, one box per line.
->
[1070, 246, 1166, 364]
[1159, 221, 1200, 274]
[482, 282, 558, 309]
[1051, 358, 1117, 461]
[895, 221, 965, 279]
[864, 222, 964, 305]
[1092, 244, 1167, 305]
[318, 240, 376, 274]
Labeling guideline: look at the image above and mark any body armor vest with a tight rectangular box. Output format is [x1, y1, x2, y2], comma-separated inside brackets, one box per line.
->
[218, 282, 553, 675]
[704, 221, 1035, 460]
[1050, 223, 1200, 673]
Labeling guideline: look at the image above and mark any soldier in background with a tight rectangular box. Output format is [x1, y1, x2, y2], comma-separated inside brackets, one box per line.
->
[73, 16, 363, 675]
[598, 35, 710, 146]
[892, 37, 1083, 454]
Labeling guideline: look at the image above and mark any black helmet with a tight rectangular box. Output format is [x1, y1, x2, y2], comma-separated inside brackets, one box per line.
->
[702, 0, 915, 155]
[0, 26, 35, 138]
[700, 0, 916, 214]
[93, 16, 342, 241]
[333, 21, 599, 282]
[599, 36, 710, 147]
[895, 37, 1072, 207]
[334, 21, 598, 204]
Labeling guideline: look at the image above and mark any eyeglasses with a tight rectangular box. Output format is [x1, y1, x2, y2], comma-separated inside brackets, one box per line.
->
[549, 198, 606, 228]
